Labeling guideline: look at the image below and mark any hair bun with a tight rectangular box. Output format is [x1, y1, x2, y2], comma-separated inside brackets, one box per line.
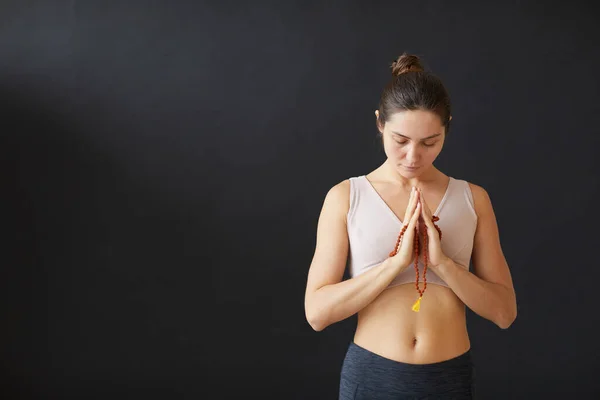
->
[391, 53, 424, 76]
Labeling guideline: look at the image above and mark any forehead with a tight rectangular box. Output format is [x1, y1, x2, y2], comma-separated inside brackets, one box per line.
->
[386, 110, 444, 136]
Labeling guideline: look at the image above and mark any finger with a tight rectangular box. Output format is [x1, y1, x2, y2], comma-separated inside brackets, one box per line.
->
[418, 201, 436, 231]
[410, 187, 419, 208]
[408, 202, 421, 229]
[405, 188, 419, 225]
[418, 189, 429, 211]
[420, 205, 434, 229]
[418, 189, 433, 220]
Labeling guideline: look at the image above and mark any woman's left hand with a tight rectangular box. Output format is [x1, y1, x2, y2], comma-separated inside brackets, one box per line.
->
[418, 189, 450, 269]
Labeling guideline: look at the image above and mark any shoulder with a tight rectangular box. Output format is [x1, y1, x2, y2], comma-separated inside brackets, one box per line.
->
[321, 178, 352, 216]
[325, 178, 351, 204]
[466, 181, 493, 219]
[466, 181, 487, 200]
[329, 178, 351, 194]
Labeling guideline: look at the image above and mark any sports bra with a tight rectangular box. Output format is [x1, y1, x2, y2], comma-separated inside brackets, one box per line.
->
[346, 175, 478, 289]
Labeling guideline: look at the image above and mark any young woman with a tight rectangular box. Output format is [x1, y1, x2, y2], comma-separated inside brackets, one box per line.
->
[304, 53, 517, 399]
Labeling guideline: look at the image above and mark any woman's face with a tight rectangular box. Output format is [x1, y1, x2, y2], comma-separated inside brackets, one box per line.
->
[378, 109, 446, 177]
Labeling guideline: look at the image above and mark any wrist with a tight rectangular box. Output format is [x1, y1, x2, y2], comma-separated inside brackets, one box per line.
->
[387, 256, 411, 273]
[436, 256, 456, 276]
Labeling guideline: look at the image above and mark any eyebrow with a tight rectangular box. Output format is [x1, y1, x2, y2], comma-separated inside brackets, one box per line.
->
[391, 131, 442, 140]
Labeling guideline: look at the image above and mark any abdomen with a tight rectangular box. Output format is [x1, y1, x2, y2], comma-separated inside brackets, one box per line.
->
[353, 283, 471, 364]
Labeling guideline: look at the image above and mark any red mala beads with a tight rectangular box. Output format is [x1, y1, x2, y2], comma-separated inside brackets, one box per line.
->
[389, 216, 442, 312]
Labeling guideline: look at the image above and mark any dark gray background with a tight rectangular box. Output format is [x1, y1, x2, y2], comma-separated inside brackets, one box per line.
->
[1, 1, 598, 399]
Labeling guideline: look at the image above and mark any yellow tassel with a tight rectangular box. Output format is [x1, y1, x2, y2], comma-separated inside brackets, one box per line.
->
[412, 296, 422, 312]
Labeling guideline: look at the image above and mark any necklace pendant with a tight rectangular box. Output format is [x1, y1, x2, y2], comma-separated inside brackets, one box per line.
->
[412, 295, 422, 312]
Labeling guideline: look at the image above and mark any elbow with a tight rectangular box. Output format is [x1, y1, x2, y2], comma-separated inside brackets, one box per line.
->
[494, 286, 517, 329]
[497, 314, 515, 330]
[307, 315, 326, 332]
[305, 307, 328, 332]
[496, 305, 517, 330]
[305, 300, 329, 332]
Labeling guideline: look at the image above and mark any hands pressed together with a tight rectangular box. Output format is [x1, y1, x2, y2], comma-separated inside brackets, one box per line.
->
[389, 187, 449, 271]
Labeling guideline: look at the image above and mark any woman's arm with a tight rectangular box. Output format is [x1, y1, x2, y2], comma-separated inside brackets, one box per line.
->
[435, 183, 517, 329]
[304, 181, 407, 332]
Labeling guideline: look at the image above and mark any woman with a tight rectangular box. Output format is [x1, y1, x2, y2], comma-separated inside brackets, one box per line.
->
[304, 53, 517, 399]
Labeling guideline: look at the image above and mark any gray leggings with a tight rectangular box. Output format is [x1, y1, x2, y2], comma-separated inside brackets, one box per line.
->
[339, 341, 476, 399]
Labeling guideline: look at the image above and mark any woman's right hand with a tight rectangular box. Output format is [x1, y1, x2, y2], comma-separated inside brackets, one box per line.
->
[388, 187, 421, 270]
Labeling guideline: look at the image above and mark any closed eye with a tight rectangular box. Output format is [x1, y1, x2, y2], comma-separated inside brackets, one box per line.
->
[396, 141, 437, 147]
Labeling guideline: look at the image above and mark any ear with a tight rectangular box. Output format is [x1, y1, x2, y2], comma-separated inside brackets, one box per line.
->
[375, 110, 384, 133]
[449, 115, 453, 121]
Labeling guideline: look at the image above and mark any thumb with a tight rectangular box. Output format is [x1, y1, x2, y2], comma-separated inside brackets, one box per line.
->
[420, 205, 438, 238]
[409, 202, 421, 230]
[402, 202, 421, 242]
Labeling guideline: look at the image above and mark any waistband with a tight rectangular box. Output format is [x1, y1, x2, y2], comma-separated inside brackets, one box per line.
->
[341, 341, 474, 396]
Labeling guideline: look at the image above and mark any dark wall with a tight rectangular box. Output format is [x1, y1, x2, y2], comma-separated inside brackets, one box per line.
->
[1, 1, 598, 398]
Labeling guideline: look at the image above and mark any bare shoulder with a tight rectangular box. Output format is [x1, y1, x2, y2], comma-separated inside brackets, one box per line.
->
[321, 178, 351, 218]
[329, 178, 351, 198]
[466, 181, 493, 218]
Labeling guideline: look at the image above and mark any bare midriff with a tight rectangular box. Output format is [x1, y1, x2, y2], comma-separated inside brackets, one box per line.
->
[353, 282, 470, 365]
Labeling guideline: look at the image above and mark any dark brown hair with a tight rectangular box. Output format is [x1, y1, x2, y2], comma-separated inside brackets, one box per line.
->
[377, 53, 452, 134]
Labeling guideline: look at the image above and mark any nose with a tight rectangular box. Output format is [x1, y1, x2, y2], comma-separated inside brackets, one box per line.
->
[406, 145, 420, 164]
